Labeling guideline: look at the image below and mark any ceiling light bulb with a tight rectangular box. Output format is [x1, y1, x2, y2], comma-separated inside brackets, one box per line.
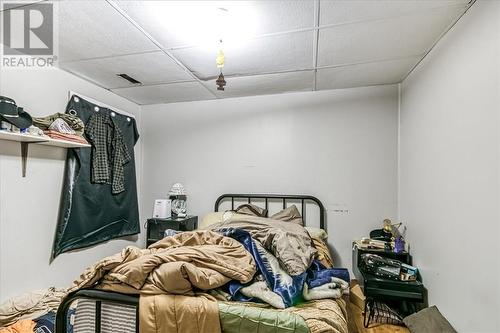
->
[216, 41, 225, 68]
[216, 49, 225, 68]
[158, 1, 257, 50]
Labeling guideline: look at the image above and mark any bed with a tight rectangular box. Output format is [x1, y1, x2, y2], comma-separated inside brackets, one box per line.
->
[55, 194, 348, 333]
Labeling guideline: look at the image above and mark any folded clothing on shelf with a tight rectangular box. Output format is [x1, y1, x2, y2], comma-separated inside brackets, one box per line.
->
[44, 130, 89, 145]
[33, 112, 84, 136]
[49, 118, 76, 135]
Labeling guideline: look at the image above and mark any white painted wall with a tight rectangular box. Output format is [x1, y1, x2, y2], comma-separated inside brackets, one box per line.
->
[399, 1, 500, 332]
[0, 67, 144, 302]
[141, 85, 399, 271]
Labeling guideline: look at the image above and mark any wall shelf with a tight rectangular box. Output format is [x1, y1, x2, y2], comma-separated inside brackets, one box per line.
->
[0, 131, 90, 148]
[0, 130, 47, 143]
[36, 137, 90, 148]
[0, 130, 90, 176]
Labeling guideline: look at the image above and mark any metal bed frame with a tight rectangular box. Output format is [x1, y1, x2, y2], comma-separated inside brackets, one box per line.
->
[56, 193, 325, 333]
[214, 193, 325, 230]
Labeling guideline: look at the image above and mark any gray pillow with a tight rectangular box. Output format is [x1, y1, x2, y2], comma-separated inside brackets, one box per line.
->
[235, 203, 267, 217]
[403, 306, 457, 333]
[271, 205, 304, 226]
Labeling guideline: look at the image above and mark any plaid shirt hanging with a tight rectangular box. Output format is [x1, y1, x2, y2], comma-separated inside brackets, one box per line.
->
[85, 113, 131, 194]
[110, 117, 131, 194]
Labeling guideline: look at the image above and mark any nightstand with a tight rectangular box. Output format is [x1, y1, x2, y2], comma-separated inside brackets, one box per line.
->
[352, 242, 425, 327]
[146, 215, 198, 247]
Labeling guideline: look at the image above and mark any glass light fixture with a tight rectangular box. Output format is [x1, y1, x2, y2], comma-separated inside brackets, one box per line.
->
[216, 39, 226, 90]
[168, 183, 187, 218]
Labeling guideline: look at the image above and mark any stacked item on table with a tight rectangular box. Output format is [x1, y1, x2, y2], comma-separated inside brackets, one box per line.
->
[33, 113, 87, 145]
[360, 253, 418, 282]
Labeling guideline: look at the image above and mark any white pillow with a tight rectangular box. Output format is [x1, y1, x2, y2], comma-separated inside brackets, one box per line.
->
[199, 211, 236, 229]
[199, 212, 223, 229]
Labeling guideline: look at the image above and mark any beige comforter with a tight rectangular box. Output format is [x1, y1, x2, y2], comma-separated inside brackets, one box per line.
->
[70, 230, 256, 333]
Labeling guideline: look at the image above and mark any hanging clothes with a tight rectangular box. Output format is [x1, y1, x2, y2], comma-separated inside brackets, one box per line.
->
[85, 112, 131, 194]
[52, 95, 140, 258]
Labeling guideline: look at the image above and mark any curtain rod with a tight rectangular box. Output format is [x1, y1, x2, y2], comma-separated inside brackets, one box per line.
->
[68, 90, 136, 119]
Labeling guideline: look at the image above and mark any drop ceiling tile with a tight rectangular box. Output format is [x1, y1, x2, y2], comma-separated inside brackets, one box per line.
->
[251, 1, 315, 34]
[112, 82, 215, 105]
[317, 5, 464, 67]
[58, 0, 157, 62]
[316, 57, 421, 90]
[202, 71, 314, 98]
[115, 1, 315, 48]
[59, 52, 192, 89]
[320, 0, 469, 26]
[172, 31, 314, 80]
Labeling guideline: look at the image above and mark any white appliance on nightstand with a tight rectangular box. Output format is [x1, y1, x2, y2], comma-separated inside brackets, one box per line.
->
[152, 199, 171, 218]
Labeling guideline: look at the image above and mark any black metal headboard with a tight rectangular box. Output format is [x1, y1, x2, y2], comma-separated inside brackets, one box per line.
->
[214, 194, 325, 230]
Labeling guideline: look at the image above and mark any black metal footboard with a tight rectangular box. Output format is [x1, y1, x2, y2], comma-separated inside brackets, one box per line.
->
[55, 289, 139, 333]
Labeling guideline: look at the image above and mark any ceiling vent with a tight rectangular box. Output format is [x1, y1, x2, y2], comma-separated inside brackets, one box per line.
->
[117, 73, 142, 85]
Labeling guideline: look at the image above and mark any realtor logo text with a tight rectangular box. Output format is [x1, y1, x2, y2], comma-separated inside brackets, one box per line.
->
[1, 2, 58, 68]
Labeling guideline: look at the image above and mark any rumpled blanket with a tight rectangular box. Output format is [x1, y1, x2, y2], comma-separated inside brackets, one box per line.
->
[0, 287, 66, 327]
[140, 294, 221, 333]
[213, 299, 348, 333]
[70, 230, 256, 333]
[303, 278, 349, 301]
[209, 215, 316, 276]
[70, 231, 255, 294]
[286, 298, 348, 333]
[306, 261, 350, 289]
[218, 301, 309, 333]
[220, 228, 305, 308]
[219, 229, 349, 309]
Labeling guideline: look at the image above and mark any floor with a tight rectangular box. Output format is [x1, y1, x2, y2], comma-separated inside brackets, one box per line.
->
[347, 298, 410, 333]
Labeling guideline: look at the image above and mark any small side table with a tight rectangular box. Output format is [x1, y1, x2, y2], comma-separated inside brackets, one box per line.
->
[146, 215, 198, 247]
[352, 242, 425, 327]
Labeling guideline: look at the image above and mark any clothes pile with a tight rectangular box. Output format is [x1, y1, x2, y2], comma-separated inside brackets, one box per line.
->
[33, 113, 87, 144]
[0, 320, 34, 333]
[209, 212, 350, 309]
[0, 288, 74, 333]
[0, 311, 75, 333]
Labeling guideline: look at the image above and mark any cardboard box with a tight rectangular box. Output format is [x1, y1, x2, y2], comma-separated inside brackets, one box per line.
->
[350, 280, 366, 310]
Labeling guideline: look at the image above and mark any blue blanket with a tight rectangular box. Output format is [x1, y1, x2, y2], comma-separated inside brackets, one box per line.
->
[219, 228, 305, 307]
[219, 228, 349, 308]
[306, 260, 350, 288]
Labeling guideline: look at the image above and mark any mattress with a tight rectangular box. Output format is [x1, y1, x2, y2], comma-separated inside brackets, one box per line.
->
[72, 297, 348, 333]
[73, 300, 136, 333]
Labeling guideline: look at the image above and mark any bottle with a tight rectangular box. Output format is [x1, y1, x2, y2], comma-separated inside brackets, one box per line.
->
[394, 236, 405, 253]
